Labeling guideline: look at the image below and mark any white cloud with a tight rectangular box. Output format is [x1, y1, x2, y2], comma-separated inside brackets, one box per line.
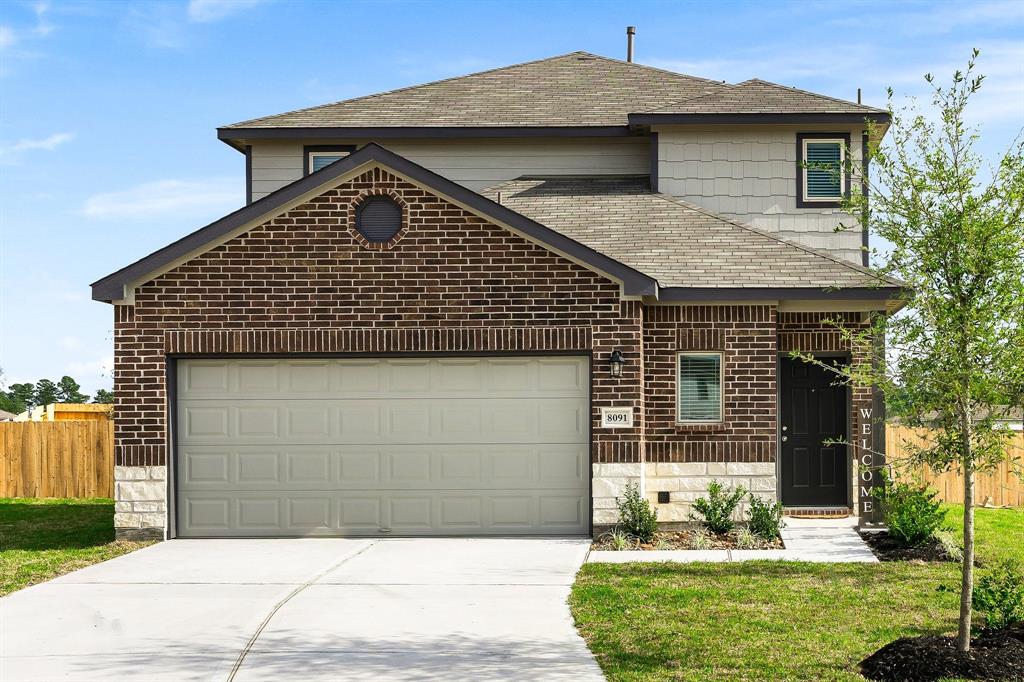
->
[67, 354, 114, 382]
[187, 0, 269, 23]
[0, 26, 15, 49]
[59, 336, 82, 351]
[81, 177, 241, 220]
[0, 132, 74, 164]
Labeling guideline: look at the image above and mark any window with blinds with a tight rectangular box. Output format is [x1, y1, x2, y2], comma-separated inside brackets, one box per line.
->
[309, 152, 349, 173]
[802, 139, 844, 199]
[677, 352, 723, 422]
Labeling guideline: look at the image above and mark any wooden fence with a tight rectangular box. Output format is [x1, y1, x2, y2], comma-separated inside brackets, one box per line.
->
[886, 425, 1024, 507]
[0, 421, 114, 498]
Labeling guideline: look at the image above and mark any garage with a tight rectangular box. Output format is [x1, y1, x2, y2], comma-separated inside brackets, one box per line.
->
[174, 356, 590, 537]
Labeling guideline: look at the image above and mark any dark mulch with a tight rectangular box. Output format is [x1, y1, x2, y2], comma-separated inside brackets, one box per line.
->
[859, 530, 958, 562]
[860, 624, 1024, 681]
[591, 529, 783, 551]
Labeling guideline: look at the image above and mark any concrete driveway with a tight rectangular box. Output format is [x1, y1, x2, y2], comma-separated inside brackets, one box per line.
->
[0, 538, 603, 681]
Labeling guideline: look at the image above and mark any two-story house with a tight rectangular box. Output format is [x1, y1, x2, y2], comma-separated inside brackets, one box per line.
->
[92, 51, 902, 540]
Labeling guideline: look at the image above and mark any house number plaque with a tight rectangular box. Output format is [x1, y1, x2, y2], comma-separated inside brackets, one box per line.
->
[601, 407, 634, 428]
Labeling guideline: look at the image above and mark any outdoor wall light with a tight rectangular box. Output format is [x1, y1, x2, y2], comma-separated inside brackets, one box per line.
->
[608, 349, 625, 378]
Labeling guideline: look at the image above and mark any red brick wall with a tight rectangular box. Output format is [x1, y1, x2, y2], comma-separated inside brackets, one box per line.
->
[113, 168, 644, 466]
[643, 305, 778, 463]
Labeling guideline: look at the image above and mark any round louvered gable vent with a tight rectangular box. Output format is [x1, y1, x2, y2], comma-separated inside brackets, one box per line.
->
[356, 197, 403, 243]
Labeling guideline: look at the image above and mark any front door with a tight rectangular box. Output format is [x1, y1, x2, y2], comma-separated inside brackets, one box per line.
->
[779, 356, 848, 506]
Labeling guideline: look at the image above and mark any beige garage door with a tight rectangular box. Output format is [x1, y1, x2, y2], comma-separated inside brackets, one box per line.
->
[175, 357, 590, 537]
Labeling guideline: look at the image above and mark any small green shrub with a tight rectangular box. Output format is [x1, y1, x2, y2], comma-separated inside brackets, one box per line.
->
[735, 527, 759, 549]
[615, 481, 658, 543]
[689, 528, 713, 550]
[608, 530, 633, 551]
[689, 481, 746, 534]
[932, 528, 964, 563]
[973, 559, 1024, 630]
[747, 494, 785, 540]
[873, 477, 946, 546]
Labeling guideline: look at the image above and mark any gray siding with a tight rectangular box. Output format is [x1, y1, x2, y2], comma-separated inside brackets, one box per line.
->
[655, 126, 866, 263]
[249, 138, 650, 200]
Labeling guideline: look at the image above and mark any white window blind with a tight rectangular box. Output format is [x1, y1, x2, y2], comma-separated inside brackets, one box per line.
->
[678, 353, 723, 422]
[310, 153, 349, 172]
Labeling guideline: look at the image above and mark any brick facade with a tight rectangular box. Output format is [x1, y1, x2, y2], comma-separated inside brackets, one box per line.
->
[111, 167, 882, 535]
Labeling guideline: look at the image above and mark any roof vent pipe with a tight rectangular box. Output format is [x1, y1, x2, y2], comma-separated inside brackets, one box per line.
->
[626, 26, 635, 62]
[857, 88, 862, 104]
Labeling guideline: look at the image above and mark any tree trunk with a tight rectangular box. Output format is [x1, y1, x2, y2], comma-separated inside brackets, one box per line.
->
[957, 411, 976, 653]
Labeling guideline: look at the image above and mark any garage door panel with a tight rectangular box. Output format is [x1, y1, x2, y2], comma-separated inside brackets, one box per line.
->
[176, 357, 589, 537]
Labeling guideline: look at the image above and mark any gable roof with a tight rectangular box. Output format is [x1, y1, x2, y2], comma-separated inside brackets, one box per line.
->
[481, 175, 903, 300]
[222, 52, 727, 131]
[91, 144, 658, 303]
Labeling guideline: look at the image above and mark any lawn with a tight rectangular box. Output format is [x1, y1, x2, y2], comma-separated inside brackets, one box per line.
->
[570, 505, 1024, 681]
[0, 498, 153, 596]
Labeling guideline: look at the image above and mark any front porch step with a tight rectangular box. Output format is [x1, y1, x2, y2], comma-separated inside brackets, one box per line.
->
[783, 506, 852, 519]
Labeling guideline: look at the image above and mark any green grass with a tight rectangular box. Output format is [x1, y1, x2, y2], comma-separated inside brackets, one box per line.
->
[570, 506, 1023, 681]
[0, 498, 153, 596]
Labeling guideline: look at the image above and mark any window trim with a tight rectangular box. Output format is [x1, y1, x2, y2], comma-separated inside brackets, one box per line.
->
[796, 132, 850, 208]
[676, 351, 725, 424]
[303, 145, 357, 176]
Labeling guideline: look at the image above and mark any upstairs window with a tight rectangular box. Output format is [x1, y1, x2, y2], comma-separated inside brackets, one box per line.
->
[677, 352, 723, 423]
[304, 145, 356, 175]
[796, 134, 849, 208]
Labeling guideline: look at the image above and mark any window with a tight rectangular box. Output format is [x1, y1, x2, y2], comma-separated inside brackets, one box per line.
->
[677, 352, 723, 423]
[303, 145, 356, 175]
[355, 196, 403, 243]
[796, 134, 849, 208]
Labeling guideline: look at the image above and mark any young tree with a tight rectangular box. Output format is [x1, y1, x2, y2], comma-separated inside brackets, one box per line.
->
[92, 389, 114, 404]
[56, 376, 90, 404]
[801, 51, 1023, 651]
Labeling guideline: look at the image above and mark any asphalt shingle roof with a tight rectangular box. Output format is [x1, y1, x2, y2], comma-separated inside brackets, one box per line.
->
[223, 52, 730, 129]
[481, 176, 894, 290]
[646, 79, 885, 115]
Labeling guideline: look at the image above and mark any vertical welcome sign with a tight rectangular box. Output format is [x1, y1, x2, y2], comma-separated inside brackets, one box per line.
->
[858, 386, 887, 527]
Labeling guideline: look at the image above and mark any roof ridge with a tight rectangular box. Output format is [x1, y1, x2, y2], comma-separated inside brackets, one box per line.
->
[225, 51, 729, 128]
[225, 52, 594, 128]
[647, 191, 901, 285]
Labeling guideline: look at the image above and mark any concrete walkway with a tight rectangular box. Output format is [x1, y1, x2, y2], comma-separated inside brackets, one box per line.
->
[588, 517, 878, 563]
[0, 538, 603, 682]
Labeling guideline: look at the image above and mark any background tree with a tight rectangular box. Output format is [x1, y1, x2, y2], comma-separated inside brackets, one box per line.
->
[92, 389, 114, 404]
[4, 383, 35, 413]
[799, 50, 1023, 652]
[56, 376, 90, 403]
[32, 379, 59, 407]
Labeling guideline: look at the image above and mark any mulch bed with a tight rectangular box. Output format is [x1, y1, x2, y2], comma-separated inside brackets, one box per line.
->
[860, 624, 1024, 681]
[591, 529, 783, 551]
[859, 530, 959, 562]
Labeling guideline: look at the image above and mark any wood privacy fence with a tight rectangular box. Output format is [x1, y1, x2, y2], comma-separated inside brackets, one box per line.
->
[0, 421, 114, 498]
[887, 425, 1024, 508]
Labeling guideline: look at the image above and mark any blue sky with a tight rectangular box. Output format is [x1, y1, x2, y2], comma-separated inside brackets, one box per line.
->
[1, 0, 1022, 396]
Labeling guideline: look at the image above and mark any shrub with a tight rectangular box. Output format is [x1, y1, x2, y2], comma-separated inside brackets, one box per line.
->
[747, 494, 785, 540]
[615, 481, 658, 543]
[872, 477, 946, 546]
[689, 480, 746, 534]
[973, 559, 1024, 630]
[608, 530, 633, 552]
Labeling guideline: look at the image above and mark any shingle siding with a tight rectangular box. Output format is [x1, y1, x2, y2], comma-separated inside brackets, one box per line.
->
[656, 126, 866, 262]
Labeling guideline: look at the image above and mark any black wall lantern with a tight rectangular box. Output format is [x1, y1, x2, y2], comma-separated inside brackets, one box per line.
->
[608, 349, 625, 378]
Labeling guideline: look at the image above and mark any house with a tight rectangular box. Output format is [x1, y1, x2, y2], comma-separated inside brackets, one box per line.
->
[92, 51, 903, 540]
[13, 403, 113, 422]
[0, 409, 17, 422]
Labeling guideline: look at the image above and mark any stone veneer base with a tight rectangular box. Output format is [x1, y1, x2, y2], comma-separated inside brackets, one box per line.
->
[114, 465, 167, 540]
